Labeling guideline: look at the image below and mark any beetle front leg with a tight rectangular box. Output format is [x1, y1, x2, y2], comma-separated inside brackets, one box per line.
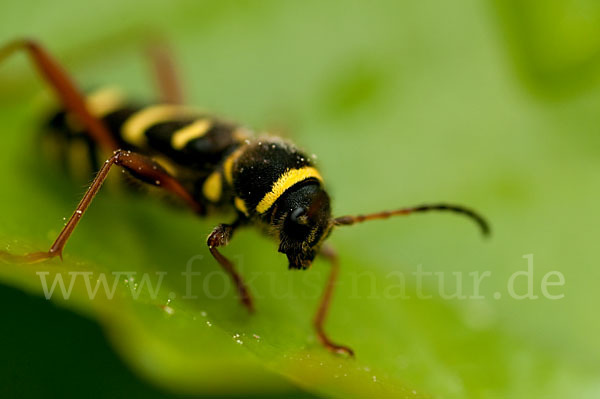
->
[207, 221, 254, 312]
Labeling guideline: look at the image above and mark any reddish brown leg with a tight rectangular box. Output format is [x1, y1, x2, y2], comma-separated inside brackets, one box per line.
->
[146, 40, 183, 104]
[315, 246, 354, 357]
[0, 150, 203, 264]
[0, 38, 118, 151]
[207, 222, 254, 312]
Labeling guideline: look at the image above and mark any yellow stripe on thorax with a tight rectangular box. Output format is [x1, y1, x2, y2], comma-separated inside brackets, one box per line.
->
[256, 167, 323, 214]
[171, 119, 212, 150]
[223, 146, 246, 185]
[122, 105, 197, 146]
[234, 197, 249, 216]
[202, 171, 222, 202]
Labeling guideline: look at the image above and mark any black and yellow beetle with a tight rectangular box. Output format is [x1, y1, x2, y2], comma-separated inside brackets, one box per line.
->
[0, 38, 489, 356]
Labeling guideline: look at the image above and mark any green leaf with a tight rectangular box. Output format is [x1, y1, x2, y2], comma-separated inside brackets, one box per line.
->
[1, 1, 599, 398]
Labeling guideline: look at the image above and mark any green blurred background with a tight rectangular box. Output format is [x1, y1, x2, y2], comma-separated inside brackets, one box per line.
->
[1, 1, 599, 398]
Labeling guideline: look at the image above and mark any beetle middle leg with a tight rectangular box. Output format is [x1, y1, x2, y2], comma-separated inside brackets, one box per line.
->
[1, 150, 203, 264]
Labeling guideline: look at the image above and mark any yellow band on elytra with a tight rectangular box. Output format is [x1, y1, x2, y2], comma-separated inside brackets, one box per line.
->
[122, 105, 197, 146]
[67, 86, 126, 132]
[171, 119, 211, 150]
[86, 86, 126, 117]
[256, 167, 322, 214]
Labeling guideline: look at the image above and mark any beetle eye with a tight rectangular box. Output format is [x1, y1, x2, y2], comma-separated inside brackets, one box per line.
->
[290, 207, 308, 224]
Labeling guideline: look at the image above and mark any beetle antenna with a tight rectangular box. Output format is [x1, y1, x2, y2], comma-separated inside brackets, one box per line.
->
[333, 203, 490, 236]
